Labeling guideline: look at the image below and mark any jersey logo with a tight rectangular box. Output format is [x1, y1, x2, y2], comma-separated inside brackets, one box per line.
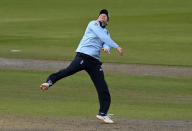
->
[80, 60, 84, 65]
[94, 22, 98, 26]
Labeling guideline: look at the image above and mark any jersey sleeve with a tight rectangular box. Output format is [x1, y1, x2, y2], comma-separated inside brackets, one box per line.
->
[103, 43, 111, 51]
[89, 21, 119, 48]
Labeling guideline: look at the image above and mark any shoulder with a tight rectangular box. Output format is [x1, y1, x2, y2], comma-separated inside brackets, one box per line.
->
[88, 20, 101, 27]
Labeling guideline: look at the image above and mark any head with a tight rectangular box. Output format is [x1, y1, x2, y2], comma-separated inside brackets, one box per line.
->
[97, 9, 109, 27]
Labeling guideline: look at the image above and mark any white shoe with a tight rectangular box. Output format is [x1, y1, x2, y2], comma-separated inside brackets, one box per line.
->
[96, 114, 114, 124]
[40, 83, 49, 91]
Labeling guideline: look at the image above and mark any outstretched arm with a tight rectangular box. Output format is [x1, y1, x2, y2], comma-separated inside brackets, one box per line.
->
[90, 21, 118, 48]
[102, 44, 123, 56]
[90, 21, 123, 56]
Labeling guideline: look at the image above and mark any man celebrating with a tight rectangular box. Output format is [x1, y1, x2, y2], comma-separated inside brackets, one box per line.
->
[40, 9, 123, 124]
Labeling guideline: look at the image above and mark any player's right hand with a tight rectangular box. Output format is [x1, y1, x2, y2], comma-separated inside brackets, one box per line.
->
[117, 47, 123, 56]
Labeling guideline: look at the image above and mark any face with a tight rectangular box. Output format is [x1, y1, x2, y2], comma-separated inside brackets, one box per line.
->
[98, 14, 109, 26]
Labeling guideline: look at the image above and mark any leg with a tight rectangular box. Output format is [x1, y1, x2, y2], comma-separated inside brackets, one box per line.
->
[86, 65, 111, 114]
[46, 55, 84, 86]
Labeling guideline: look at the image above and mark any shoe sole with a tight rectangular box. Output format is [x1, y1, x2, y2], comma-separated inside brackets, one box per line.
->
[96, 116, 114, 124]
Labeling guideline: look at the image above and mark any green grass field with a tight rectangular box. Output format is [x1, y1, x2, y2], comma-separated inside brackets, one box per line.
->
[0, 69, 192, 120]
[0, 0, 192, 66]
[0, 0, 192, 124]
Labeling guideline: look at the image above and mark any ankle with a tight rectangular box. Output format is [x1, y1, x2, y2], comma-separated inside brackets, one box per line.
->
[46, 80, 53, 86]
[98, 112, 106, 116]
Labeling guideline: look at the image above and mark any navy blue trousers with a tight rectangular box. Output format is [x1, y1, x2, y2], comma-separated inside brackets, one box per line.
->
[46, 52, 111, 114]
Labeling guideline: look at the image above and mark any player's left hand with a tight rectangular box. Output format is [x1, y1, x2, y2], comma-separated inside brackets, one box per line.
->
[102, 48, 110, 54]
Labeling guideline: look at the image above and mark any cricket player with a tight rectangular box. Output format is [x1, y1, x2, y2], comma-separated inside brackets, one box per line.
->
[40, 9, 123, 124]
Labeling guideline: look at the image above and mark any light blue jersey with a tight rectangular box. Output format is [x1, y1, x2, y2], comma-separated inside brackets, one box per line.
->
[76, 20, 118, 59]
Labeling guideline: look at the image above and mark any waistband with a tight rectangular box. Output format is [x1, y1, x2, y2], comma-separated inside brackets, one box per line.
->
[76, 52, 102, 64]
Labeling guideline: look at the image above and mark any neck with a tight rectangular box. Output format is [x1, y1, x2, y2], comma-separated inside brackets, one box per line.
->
[97, 20, 106, 28]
